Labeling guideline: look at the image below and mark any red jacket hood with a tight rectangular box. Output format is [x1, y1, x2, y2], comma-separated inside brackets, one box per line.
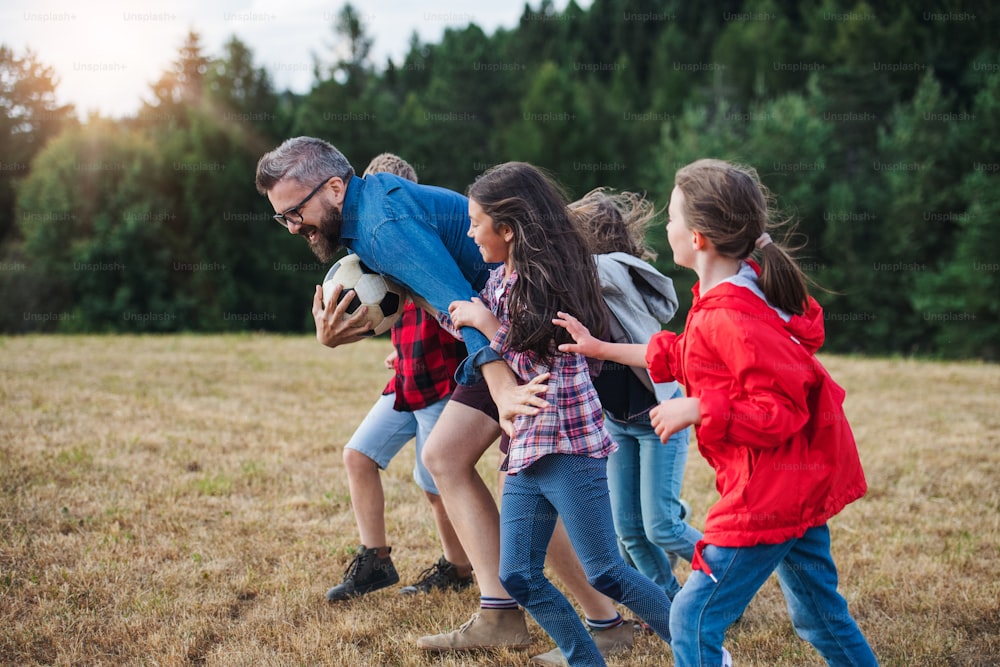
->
[691, 260, 826, 355]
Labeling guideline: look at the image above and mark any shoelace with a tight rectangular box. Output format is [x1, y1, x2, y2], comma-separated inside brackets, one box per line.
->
[412, 562, 449, 587]
[458, 613, 479, 633]
[341, 552, 365, 580]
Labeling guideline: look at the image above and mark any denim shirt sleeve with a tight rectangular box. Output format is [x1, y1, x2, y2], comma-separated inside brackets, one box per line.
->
[454, 341, 501, 384]
[357, 208, 502, 385]
[454, 269, 507, 384]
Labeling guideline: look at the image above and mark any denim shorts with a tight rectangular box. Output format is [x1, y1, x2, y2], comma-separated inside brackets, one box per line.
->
[344, 392, 448, 494]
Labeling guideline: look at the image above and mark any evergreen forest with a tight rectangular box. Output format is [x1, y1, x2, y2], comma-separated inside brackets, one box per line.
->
[1, 0, 997, 358]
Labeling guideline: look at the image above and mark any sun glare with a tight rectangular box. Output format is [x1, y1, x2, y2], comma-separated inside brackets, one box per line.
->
[13, 5, 188, 118]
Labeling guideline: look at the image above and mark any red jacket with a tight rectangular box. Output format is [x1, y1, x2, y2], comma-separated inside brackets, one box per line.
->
[646, 267, 866, 575]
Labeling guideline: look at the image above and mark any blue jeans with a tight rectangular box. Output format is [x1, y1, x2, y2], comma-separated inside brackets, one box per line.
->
[499, 454, 672, 666]
[605, 403, 702, 599]
[670, 524, 878, 667]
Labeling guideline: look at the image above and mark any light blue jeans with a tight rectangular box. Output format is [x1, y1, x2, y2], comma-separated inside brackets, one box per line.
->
[605, 394, 702, 599]
[500, 454, 672, 666]
[670, 524, 878, 667]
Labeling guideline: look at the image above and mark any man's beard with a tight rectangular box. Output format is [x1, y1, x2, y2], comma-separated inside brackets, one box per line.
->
[307, 204, 344, 263]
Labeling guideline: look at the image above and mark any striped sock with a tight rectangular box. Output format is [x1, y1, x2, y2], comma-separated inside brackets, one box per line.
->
[585, 613, 624, 630]
[480, 596, 518, 610]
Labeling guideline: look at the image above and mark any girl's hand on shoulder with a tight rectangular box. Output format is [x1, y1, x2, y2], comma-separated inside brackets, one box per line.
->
[448, 297, 490, 329]
[650, 397, 701, 443]
[553, 311, 599, 356]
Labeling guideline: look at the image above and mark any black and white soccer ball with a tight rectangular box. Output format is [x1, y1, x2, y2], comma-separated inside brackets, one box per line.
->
[321, 254, 407, 336]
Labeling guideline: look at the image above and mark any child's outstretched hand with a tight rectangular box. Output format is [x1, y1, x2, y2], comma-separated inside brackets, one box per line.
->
[553, 311, 601, 357]
[650, 397, 702, 443]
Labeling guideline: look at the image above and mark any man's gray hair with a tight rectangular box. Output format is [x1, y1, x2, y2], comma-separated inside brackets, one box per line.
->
[255, 136, 355, 194]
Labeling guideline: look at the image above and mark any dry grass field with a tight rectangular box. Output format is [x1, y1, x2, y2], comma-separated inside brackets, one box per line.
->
[1, 334, 998, 667]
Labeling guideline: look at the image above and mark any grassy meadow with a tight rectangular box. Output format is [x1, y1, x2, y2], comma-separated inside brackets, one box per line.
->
[1, 334, 998, 666]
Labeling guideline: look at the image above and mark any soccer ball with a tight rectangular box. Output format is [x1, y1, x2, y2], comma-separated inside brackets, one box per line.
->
[321, 254, 407, 336]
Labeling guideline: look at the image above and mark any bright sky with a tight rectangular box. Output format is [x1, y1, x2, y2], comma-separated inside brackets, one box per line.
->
[0, 0, 583, 119]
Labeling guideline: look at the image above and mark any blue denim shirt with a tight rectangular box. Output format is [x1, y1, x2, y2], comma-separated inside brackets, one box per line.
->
[339, 172, 501, 384]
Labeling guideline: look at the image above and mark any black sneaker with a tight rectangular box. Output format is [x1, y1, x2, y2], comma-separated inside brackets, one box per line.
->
[399, 556, 474, 595]
[324, 545, 399, 602]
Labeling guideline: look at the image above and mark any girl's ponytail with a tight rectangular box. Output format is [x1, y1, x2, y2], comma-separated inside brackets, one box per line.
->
[756, 235, 809, 316]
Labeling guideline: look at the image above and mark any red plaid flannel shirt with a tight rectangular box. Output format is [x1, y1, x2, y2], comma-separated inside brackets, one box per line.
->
[385, 301, 467, 412]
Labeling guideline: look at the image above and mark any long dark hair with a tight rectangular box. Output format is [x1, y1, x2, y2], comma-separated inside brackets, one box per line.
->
[468, 162, 607, 359]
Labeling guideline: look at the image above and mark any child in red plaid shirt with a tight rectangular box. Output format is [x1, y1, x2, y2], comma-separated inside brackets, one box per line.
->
[323, 154, 474, 603]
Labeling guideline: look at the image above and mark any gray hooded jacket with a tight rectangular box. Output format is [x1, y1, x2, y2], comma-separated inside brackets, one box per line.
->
[595, 252, 680, 401]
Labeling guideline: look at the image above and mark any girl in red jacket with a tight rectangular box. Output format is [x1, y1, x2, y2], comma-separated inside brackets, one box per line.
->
[554, 159, 878, 667]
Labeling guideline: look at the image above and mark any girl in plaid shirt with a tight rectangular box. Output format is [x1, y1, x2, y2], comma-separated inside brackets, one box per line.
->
[448, 162, 673, 666]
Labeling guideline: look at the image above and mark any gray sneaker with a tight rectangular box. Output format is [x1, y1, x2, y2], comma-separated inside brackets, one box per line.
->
[324, 545, 399, 602]
[400, 556, 474, 595]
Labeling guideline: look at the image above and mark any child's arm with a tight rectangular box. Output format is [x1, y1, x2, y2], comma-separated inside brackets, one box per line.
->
[553, 311, 647, 367]
[694, 314, 811, 450]
[448, 297, 501, 340]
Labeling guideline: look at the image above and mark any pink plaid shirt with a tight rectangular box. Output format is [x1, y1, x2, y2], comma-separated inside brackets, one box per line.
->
[482, 268, 616, 474]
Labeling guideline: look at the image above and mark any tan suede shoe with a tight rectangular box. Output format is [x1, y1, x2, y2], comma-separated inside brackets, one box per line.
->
[417, 608, 532, 651]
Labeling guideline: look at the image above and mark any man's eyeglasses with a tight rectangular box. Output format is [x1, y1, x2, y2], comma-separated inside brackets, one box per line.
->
[273, 177, 331, 228]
